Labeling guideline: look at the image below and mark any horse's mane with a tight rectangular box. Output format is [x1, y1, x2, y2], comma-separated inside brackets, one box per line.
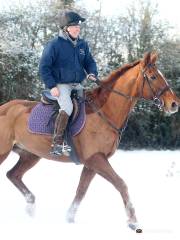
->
[85, 59, 140, 113]
[102, 59, 140, 85]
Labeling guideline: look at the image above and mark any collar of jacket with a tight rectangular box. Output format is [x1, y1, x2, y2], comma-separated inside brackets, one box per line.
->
[59, 29, 79, 47]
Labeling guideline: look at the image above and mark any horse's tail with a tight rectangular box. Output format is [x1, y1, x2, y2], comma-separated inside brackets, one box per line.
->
[0, 99, 37, 116]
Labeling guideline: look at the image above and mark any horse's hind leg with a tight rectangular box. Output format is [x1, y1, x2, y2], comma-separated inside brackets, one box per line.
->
[66, 166, 96, 223]
[6, 146, 40, 215]
[85, 152, 142, 233]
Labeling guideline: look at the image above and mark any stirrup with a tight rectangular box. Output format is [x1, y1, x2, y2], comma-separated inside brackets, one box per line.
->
[50, 142, 71, 156]
[61, 142, 72, 156]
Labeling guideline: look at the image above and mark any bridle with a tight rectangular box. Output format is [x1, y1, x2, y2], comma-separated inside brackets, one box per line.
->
[141, 63, 170, 109]
[94, 63, 170, 108]
[87, 62, 170, 136]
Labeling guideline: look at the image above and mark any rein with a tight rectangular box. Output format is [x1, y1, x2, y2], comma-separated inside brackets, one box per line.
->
[94, 79, 135, 101]
[86, 63, 170, 136]
[86, 78, 135, 137]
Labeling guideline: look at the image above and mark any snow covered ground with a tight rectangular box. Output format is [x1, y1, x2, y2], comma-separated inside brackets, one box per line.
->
[0, 150, 179, 240]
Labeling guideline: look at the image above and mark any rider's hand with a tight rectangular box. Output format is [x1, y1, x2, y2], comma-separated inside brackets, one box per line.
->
[87, 74, 97, 81]
[50, 87, 60, 97]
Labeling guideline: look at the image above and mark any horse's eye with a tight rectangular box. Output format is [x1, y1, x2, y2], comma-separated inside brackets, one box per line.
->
[150, 75, 156, 80]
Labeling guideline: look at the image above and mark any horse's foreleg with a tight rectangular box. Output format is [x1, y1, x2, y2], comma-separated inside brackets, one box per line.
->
[85, 152, 142, 233]
[66, 166, 95, 223]
[6, 147, 40, 215]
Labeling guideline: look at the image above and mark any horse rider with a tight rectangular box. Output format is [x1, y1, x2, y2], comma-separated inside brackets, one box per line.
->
[39, 10, 98, 156]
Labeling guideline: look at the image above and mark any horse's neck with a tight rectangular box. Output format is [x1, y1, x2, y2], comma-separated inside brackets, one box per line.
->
[98, 67, 139, 128]
[85, 63, 140, 129]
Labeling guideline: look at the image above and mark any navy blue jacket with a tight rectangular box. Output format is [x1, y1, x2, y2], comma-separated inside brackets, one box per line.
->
[39, 35, 98, 89]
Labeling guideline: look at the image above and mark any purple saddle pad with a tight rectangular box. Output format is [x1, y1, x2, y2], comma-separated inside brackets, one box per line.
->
[28, 101, 86, 136]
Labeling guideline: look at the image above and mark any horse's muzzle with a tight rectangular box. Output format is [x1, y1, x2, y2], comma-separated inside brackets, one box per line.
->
[164, 100, 179, 115]
[171, 101, 179, 113]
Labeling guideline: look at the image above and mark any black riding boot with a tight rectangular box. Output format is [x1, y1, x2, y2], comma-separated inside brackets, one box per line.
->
[50, 110, 71, 156]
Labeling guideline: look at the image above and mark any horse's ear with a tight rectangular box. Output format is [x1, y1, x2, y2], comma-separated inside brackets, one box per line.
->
[142, 52, 151, 68]
[150, 51, 158, 64]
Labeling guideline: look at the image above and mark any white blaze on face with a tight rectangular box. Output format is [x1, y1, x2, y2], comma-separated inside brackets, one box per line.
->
[158, 70, 173, 94]
[158, 69, 179, 114]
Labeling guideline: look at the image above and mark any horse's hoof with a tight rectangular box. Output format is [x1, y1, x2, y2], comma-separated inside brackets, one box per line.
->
[67, 218, 75, 224]
[66, 217, 75, 223]
[66, 212, 75, 223]
[136, 228, 143, 233]
[25, 202, 36, 217]
[128, 222, 143, 233]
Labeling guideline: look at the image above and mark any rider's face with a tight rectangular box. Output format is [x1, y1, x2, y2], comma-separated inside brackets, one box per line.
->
[67, 25, 81, 39]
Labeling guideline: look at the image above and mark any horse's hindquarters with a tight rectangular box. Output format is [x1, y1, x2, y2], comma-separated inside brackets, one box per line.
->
[0, 115, 14, 155]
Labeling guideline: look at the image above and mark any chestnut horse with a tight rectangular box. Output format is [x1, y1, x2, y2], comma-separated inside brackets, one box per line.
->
[0, 52, 179, 232]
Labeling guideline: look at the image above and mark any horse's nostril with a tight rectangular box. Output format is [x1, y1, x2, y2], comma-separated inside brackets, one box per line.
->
[172, 101, 178, 109]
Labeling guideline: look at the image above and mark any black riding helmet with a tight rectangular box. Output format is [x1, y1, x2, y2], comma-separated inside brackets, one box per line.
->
[58, 10, 86, 29]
